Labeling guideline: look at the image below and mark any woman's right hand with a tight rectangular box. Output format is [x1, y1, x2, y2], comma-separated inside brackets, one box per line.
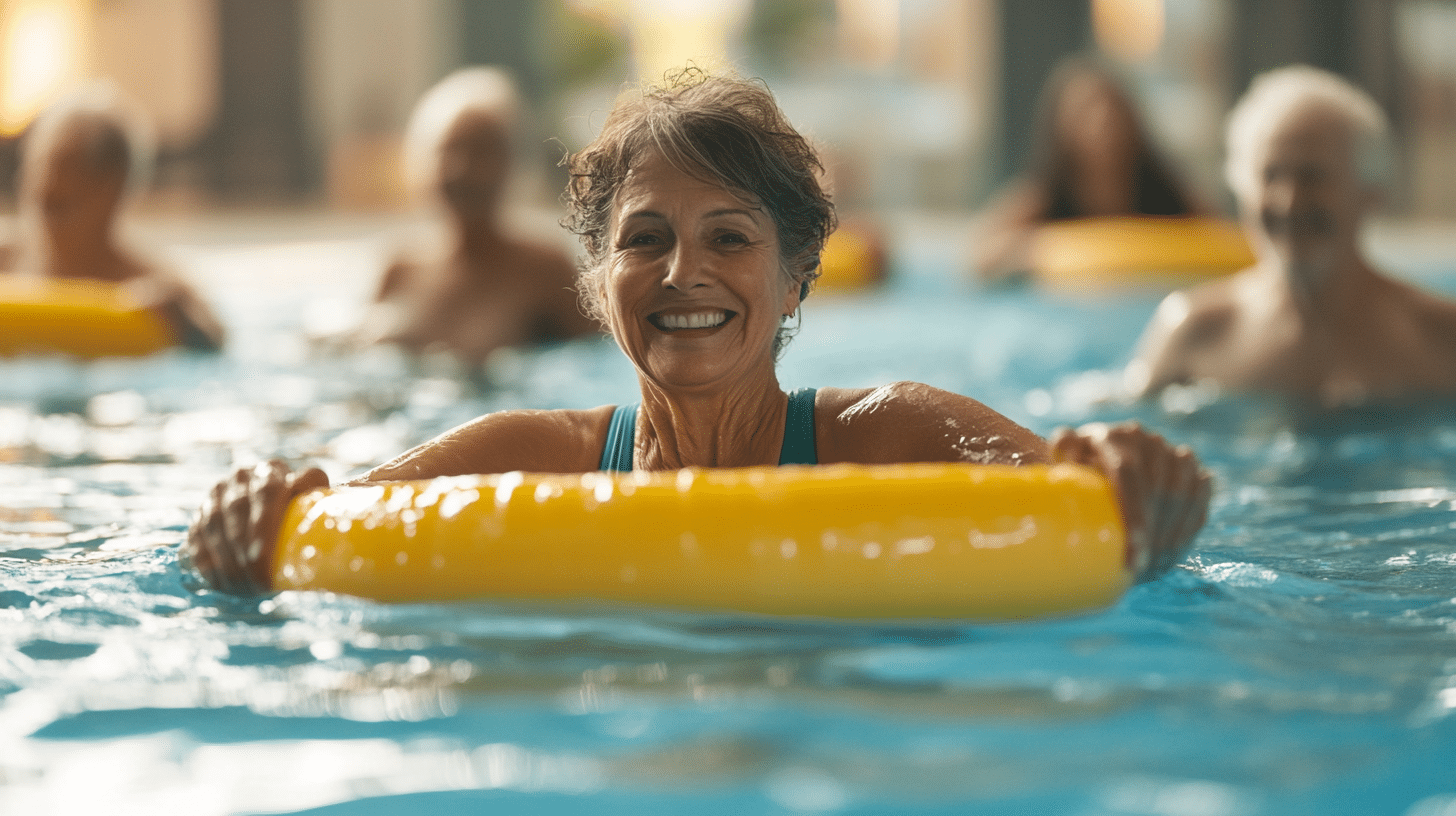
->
[1049, 422, 1211, 582]
[185, 461, 329, 596]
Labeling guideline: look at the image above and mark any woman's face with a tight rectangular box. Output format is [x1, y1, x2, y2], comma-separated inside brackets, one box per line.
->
[601, 149, 799, 392]
[1058, 75, 1136, 167]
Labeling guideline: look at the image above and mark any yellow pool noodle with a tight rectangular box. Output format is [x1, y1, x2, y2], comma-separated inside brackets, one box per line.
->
[1031, 216, 1256, 289]
[272, 463, 1130, 621]
[0, 276, 174, 358]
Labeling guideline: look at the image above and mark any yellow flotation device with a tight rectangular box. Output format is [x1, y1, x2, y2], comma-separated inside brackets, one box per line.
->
[271, 463, 1130, 621]
[815, 224, 887, 292]
[0, 276, 173, 358]
[1030, 216, 1255, 290]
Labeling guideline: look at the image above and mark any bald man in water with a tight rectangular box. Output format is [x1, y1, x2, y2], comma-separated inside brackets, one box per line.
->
[1126, 66, 1456, 407]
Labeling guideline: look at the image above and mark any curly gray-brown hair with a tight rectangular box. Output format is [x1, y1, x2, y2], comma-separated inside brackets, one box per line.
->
[562, 68, 837, 357]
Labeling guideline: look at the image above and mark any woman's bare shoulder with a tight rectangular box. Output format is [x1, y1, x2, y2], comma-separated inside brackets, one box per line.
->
[356, 405, 617, 483]
[815, 383, 1048, 465]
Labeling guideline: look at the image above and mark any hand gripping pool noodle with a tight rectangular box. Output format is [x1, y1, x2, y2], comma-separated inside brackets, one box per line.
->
[0, 277, 173, 358]
[1031, 216, 1257, 289]
[271, 463, 1131, 621]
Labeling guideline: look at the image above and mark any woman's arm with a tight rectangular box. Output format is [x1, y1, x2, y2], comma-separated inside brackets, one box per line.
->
[822, 382, 1211, 582]
[357, 407, 612, 483]
[970, 183, 1047, 285]
[187, 461, 329, 595]
[817, 382, 1049, 466]
[184, 407, 614, 595]
[162, 284, 227, 351]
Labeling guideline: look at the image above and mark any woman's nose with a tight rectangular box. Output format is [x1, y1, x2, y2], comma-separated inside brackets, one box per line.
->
[662, 241, 709, 290]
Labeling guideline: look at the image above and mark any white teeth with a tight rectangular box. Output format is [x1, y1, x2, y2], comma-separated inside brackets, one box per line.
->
[657, 310, 727, 330]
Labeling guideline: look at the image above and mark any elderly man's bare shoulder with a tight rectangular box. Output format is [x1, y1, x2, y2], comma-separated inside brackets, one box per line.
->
[1378, 276, 1456, 375]
[1391, 276, 1456, 337]
[1125, 275, 1249, 397]
[506, 236, 597, 338]
[503, 235, 578, 285]
[816, 383, 1048, 465]
[1147, 276, 1246, 350]
[359, 406, 616, 482]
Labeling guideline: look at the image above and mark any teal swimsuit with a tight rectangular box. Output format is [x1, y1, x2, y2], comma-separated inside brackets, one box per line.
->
[599, 388, 818, 471]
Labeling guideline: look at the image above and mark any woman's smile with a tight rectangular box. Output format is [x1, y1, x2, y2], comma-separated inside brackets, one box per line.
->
[649, 309, 734, 331]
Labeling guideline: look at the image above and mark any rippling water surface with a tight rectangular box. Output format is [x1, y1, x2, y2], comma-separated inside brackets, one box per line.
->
[3, 220, 1455, 815]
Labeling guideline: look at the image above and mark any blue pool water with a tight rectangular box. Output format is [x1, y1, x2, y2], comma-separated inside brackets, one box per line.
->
[2, 216, 1456, 815]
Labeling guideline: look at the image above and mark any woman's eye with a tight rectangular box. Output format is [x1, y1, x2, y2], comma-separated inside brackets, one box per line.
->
[715, 232, 747, 245]
[626, 232, 662, 247]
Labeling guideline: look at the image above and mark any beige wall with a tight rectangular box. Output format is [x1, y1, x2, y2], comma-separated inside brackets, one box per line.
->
[300, 0, 460, 207]
[94, 0, 218, 148]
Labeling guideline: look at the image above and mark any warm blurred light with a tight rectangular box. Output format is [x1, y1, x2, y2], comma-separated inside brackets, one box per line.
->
[623, 0, 749, 82]
[567, 0, 627, 27]
[92, 0, 217, 147]
[1092, 0, 1164, 63]
[837, 0, 900, 69]
[566, 0, 751, 81]
[0, 0, 91, 137]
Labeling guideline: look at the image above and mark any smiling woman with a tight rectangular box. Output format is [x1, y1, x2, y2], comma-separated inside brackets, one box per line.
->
[185, 68, 1211, 600]
[565, 69, 832, 362]
[597, 153, 799, 397]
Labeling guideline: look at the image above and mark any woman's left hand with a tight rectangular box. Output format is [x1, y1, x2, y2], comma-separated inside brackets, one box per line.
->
[1050, 422, 1211, 582]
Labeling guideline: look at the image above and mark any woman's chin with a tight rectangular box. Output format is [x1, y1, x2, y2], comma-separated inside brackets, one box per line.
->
[637, 351, 767, 392]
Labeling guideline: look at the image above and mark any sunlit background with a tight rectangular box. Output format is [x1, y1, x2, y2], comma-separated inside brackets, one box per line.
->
[7, 5, 1456, 815]
[0, 0, 1452, 220]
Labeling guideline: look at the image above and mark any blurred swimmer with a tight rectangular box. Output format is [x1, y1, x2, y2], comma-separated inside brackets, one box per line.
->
[9, 84, 225, 350]
[1128, 65, 1456, 406]
[353, 68, 596, 366]
[974, 59, 1203, 282]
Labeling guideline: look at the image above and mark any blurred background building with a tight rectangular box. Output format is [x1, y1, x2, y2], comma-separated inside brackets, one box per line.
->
[0, 0, 1451, 218]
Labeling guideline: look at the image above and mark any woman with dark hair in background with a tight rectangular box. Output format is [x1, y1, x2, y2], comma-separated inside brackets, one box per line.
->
[973, 58, 1204, 283]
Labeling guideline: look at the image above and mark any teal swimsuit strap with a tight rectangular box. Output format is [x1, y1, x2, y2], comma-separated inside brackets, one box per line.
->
[599, 403, 639, 472]
[778, 387, 818, 465]
[598, 388, 818, 472]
